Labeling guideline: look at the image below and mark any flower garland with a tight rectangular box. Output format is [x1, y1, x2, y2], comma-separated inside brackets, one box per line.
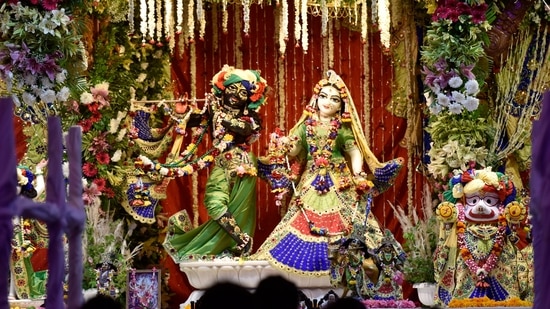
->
[456, 203, 506, 286]
[12, 219, 37, 259]
[305, 110, 341, 194]
[139, 102, 259, 178]
[362, 299, 416, 308]
[278, 0, 289, 56]
[377, 0, 391, 49]
[448, 296, 532, 308]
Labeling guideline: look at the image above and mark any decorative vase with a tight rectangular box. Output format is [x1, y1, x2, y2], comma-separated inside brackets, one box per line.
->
[413, 282, 436, 307]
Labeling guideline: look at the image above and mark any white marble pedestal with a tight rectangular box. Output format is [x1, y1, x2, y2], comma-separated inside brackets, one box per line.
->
[179, 259, 342, 308]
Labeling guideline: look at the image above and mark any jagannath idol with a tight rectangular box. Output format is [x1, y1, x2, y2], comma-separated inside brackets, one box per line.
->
[433, 167, 533, 305]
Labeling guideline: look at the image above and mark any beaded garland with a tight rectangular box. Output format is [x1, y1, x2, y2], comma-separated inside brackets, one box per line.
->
[456, 203, 506, 287]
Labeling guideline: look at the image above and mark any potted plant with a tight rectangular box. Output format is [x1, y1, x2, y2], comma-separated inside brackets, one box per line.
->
[390, 195, 438, 307]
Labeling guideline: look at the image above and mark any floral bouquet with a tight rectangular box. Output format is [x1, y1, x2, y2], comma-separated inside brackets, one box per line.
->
[0, 0, 85, 123]
[421, 0, 491, 116]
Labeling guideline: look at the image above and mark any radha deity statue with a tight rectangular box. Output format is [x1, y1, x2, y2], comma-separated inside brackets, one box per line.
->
[254, 70, 403, 278]
[433, 167, 534, 305]
[161, 65, 269, 260]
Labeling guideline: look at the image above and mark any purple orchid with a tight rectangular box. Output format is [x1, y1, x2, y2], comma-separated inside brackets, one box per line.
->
[460, 63, 476, 80]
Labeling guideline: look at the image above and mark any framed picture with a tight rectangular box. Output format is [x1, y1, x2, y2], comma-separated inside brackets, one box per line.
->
[126, 269, 161, 309]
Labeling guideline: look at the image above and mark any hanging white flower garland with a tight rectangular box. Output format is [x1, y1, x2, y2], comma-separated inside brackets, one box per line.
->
[243, 0, 251, 36]
[176, 0, 183, 34]
[278, 0, 289, 56]
[128, 0, 135, 34]
[147, 0, 155, 42]
[301, 0, 308, 52]
[139, 0, 147, 43]
[155, 0, 163, 44]
[321, 0, 328, 37]
[165, 0, 175, 52]
[294, 0, 301, 44]
[132, 0, 391, 56]
[196, 0, 206, 40]
[222, 0, 229, 34]
[377, 0, 390, 49]
[186, 0, 195, 42]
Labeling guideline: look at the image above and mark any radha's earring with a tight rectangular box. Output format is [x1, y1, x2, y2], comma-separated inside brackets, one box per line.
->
[243, 107, 249, 115]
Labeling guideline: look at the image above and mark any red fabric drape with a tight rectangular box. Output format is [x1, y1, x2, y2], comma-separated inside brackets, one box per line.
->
[162, 4, 423, 306]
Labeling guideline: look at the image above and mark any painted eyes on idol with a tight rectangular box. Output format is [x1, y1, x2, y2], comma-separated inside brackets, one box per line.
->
[465, 193, 499, 207]
[226, 83, 248, 101]
[318, 91, 342, 105]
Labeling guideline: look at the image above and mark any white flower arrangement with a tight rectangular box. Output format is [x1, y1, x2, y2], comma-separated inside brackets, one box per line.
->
[427, 140, 488, 179]
[0, 2, 83, 123]
[425, 72, 480, 115]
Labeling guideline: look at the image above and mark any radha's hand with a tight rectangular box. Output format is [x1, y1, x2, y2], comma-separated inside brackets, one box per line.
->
[353, 172, 373, 195]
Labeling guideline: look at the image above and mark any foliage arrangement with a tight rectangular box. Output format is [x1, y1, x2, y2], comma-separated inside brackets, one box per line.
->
[420, 0, 497, 186]
[390, 189, 437, 284]
[13, 0, 173, 303]
[0, 0, 86, 124]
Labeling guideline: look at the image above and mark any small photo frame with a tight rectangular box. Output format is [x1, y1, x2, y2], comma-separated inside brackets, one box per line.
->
[126, 269, 161, 309]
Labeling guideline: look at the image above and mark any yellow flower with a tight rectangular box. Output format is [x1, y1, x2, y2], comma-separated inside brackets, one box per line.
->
[181, 165, 194, 175]
[222, 134, 234, 142]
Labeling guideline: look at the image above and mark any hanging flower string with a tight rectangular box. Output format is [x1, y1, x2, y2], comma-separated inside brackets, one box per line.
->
[456, 203, 506, 287]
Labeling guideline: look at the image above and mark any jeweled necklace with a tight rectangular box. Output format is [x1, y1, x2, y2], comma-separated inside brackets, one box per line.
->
[456, 203, 506, 287]
[305, 114, 341, 194]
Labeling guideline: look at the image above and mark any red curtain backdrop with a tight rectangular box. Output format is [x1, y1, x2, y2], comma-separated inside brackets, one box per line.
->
[161, 3, 424, 305]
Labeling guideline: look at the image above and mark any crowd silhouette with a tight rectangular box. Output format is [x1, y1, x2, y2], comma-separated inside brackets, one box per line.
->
[191, 275, 373, 309]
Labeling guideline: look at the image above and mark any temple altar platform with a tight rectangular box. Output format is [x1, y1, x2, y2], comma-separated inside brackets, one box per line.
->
[179, 259, 343, 307]
[177, 259, 532, 309]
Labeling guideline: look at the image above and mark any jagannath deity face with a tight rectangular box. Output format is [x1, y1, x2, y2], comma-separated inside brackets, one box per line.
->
[223, 82, 249, 110]
[317, 86, 342, 117]
[463, 190, 501, 223]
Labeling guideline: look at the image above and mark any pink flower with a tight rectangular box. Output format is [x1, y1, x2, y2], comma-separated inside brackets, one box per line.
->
[314, 157, 329, 167]
[93, 178, 107, 192]
[88, 133, 110, 155]
[83, 182, 101, 206]
[83, 162, 98, 177]
[95, 152, 110, 165]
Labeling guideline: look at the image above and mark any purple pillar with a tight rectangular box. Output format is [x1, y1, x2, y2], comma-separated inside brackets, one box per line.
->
[531, 91, 550, 308]
[0, 98, 18, 309]
[66, 126, 86, 309]
[44, 116, 68, 309]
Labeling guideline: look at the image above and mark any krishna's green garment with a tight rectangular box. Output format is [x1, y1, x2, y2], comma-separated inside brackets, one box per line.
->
[163, 149, 257, 262]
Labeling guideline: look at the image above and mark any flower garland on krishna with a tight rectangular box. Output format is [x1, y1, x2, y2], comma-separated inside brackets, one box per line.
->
[136, 98, 257, 179]
[456, 203, 506, 287]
